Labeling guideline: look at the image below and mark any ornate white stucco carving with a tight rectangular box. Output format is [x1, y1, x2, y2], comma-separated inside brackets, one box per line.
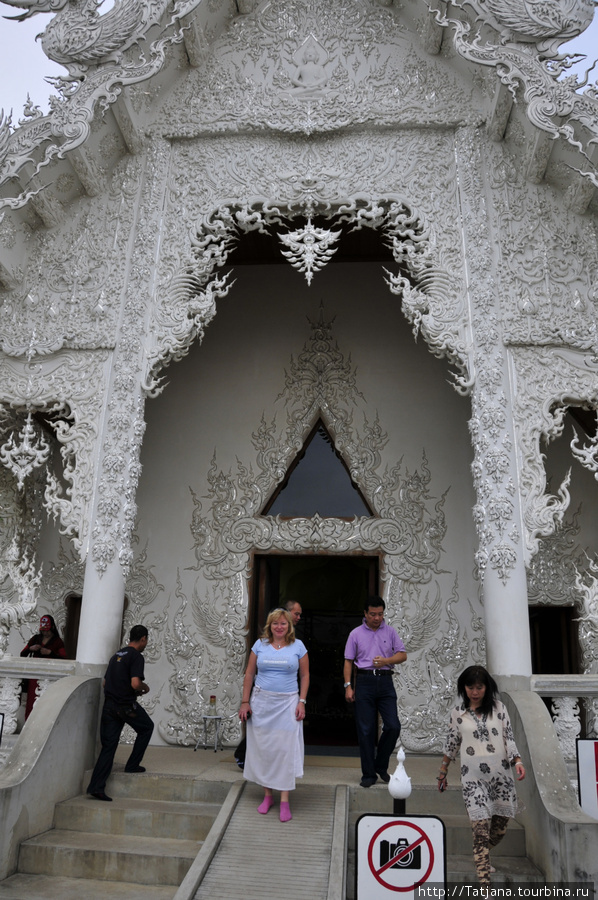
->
[551, 695, 582, 759]
[0, 155, 145, 358]
[0, 351, 109, 556]
[160, 311, 483, 750]
[454, 127, 525, 583]
[151, 176, 471, 396]
[90, 144, 172, 577]
[510, 346, 598, 559]
[0, 543, 41, 658]
[278, 217, 342, 284]
[570, 415, 598, 480]
[488, 141, 598, 353]
[0, 413, 50, 491]
[433, 1, 598, 188]
[160, 0, 481, 137]
[0, 0, 207, 210]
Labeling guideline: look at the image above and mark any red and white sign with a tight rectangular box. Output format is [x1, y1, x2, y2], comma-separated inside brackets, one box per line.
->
[356, 815, 446, 899]
[577, 739, 598, 821]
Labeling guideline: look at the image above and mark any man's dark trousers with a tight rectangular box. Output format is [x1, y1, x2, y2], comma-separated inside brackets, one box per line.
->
[87, 699, 154, 793]
[354, 674, 401, 780]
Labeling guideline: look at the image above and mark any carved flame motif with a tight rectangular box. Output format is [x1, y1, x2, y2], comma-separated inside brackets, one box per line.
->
[278, 218, 342, 285]
[570, 416, 598, 480]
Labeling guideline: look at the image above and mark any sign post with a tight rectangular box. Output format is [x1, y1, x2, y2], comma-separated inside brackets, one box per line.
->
[356, 814, 446, 899]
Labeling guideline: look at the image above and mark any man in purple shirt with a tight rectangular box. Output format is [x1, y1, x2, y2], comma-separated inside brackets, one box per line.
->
[344, 597, 407, 787]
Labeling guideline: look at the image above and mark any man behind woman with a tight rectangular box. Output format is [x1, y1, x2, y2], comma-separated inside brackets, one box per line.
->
[239, 607, 309, 822]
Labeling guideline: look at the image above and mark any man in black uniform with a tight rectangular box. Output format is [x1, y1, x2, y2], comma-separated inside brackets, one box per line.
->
[87, 624, 154, 801]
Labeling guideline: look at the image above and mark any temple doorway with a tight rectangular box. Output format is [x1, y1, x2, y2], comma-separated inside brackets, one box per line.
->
[250, 553, 379, 750]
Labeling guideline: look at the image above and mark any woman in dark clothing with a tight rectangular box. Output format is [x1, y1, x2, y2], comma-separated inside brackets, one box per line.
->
[21, 614, 66, 718]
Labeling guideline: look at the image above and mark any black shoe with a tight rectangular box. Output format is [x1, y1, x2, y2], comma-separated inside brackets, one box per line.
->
[360, 776, 377, 788]
[125, 765, 146, 773]
[88, 791, 112, 801]
[376, 770, 391, 783]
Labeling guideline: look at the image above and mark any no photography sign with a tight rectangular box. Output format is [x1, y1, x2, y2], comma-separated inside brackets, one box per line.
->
[356, 814, 446, 899]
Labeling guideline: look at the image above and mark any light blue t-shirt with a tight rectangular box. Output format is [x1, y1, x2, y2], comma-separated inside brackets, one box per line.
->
[252, 639, 307, 693]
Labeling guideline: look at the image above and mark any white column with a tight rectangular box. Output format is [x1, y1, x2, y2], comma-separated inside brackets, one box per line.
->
[483, 565, 532, 677]
[76, 555, 125, 665]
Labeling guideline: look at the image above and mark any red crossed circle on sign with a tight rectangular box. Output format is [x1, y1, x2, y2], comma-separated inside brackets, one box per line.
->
[367, 820, 434, 892]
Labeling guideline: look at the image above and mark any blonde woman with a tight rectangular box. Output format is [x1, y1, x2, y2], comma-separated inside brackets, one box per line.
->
[239, 608, 309, 822]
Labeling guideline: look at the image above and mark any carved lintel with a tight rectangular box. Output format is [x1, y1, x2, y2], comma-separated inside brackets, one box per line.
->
[180, 11, 209, 67]
[67, 146, 105, 198]
[112, 93, 145, 156]
[487, 81, 514, 142]
[525, 127, 556, 184]
[422, 1, 446, 56]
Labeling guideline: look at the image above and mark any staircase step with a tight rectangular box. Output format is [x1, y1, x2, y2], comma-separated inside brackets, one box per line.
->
[92, 772, 230, 804]
[0, 873, 176, 899]
[18, 829, 199, 885]
[55, 794, 221, 840]
[448, 854, 545, 883]
[440, 815, 526, 858]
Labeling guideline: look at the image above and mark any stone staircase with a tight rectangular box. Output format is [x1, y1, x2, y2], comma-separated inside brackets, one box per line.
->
[346, 776, 544, 897]
[0, 772, 230, 900]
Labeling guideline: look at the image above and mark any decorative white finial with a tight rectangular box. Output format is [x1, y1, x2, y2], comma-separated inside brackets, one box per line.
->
[388, 745, 412, 799]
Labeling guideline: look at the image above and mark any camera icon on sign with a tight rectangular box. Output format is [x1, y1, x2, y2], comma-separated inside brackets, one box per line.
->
[380, 837, 422, 869]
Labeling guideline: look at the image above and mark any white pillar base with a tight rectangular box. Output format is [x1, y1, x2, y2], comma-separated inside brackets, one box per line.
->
[76, 557, 125, 666]
[483, 564, 532, 678]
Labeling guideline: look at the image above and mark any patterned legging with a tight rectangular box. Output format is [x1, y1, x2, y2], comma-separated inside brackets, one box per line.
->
[471, 815, 510, 884]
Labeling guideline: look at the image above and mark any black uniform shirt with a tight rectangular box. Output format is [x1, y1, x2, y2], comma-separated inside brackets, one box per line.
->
[104, 645, 145, 704]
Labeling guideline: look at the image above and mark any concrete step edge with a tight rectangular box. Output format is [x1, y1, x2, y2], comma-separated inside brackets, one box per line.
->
[21, 830, 200, 857]
[0, 873, 177, 899]
[59, 795, 222, 815]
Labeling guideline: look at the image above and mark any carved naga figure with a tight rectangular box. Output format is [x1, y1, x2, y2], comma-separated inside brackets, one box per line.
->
[470, 0, 595, 48]
[1, 0, 148, 77]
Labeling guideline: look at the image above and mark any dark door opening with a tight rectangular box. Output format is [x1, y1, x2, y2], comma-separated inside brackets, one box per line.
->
[250, 554, 379, 750]
[529, 605, 579, 675]
[529, 604, 582, 725]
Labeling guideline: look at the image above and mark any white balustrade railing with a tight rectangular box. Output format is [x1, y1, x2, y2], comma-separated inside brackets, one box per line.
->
[0, 657, 76, 736]
[531, 674, 598, 761]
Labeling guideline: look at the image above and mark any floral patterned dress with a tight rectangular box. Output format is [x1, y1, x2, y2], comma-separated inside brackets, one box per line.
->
[443, 700, 522, 821]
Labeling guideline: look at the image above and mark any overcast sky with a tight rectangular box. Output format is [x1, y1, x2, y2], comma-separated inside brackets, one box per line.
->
[0, 4, 597, 122]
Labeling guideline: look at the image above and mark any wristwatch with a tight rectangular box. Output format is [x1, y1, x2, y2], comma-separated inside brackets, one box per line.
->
[299, 698, 306, 704]
[343, 682, 351, 688]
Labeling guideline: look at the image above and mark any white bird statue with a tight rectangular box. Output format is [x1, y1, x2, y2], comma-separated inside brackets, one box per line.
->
[389, 745, 412, 800]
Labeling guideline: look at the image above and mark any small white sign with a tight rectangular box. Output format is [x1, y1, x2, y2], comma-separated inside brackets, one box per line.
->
[577, 739, 598, 821]
[356, 814, 446, 899]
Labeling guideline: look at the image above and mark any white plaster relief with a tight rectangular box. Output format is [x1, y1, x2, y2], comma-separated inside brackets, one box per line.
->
[455, 126, 524, 583]
[0, 155, 146, 358]
[432, 0, 598, 189]
[91, 144, 172, 578]
[488, 142, 598, 353]
[510, 346, 598, 560]
[154, 133, 471, 399]
[158, 0, 481, 137]
[0, 351, 110, 556]
[0, 0, 208, 210]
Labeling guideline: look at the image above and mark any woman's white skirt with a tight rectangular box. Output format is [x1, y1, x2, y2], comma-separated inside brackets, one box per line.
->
[243, 686, 304, 791]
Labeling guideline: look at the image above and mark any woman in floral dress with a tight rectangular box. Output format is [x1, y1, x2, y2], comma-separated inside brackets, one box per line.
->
[437, 666, 526, 885]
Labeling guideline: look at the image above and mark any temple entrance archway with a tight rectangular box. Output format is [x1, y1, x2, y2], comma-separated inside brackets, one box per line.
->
[250, 553, 379, 749]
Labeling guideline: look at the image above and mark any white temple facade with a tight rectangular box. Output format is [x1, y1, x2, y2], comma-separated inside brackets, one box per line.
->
[1, 0, 598, 765]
